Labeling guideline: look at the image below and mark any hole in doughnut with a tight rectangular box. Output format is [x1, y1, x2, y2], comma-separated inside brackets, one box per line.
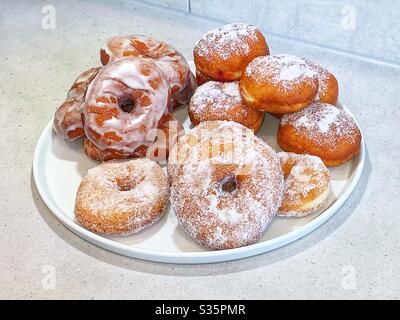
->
[118, 96, 137, 113]
[221, 176, 237, 193]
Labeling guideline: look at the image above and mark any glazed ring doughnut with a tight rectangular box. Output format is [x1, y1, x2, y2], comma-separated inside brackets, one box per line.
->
[75, 158, 169, 235]
[83, 113, 184, 162]
[100, 35, 195, 109]
[53, 67, 100, 140]
[188, 81, 264, 132]
[168, 121, 284, 250]
[194, 23, 269, 82]
[277, 102, 362, 167]
[82, 57, 170, 157]
[277, 152, 331, 217]
[240, 54, 319, 114]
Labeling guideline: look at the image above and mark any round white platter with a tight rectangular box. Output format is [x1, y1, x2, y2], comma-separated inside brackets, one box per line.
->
[33, 100, 365, 264]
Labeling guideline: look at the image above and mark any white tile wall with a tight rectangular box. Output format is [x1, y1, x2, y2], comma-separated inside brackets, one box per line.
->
[138, 0, 189, 11]
[189, 0, 400, 63]
[138, 0, 400, 63]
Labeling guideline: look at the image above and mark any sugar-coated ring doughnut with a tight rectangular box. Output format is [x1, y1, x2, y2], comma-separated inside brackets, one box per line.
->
[168, 121, 284, 250]
[100, 35, 195, 109]
[75, 158, 169, 235]
[277, 152, 331, 217]
[54, 67, 100, 140]
[194, 23, 269, 82]
[83, 114, 184, 162]
[240, 54, 319, 113]
[188, 81, 264, 132]
[277, 102, 362, 167]
[82, 57, 170, 156]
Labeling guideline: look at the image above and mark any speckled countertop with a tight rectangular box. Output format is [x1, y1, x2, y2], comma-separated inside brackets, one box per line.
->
[1, 0, 399, 299]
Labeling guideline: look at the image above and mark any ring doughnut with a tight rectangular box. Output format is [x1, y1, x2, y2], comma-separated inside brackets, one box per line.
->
[100, 35, 195, 109]
[277, 152, 331, 217]
[83, 113, 184, 162]
[75, 158, 169, 235]
[194, 23, 269, 82]
[240, 54, 319, 114]
[54, 67, 100, 140]
[277, 102, 362, 167]
[82, 57, 170, 157]
[168, 121, 284, 250]
[188, 81, 264, 132]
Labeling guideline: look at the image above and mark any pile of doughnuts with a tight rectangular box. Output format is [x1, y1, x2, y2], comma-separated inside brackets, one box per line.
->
[53, 23, 362, 250]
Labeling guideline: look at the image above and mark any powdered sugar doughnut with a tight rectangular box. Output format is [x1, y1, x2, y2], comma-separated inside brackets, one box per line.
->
[303, 58, 339, 105]
[188, 81, 264, 132]
[100, 35, 195, 109]
[168, 121, 284, 250]
[277, 152, 331, 217]
[240, 54, 319, 114]
[82, 57, 170, 157]
[194, 23, 269, 82]
[75, 158, 169, 235]
[277, 102, 362, 167]
[54, 67, 100, 140]
[83, 113, 184, 162]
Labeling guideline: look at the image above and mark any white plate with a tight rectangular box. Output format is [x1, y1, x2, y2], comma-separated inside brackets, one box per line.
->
[33, 101, 365, 264]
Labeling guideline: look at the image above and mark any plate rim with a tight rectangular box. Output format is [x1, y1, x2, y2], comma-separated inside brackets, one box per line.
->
[33, 104, 365, 264]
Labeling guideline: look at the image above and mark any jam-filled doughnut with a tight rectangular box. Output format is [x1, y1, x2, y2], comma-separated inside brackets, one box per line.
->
[277, 102, 362, 167]
[304, 58, 338, 105]
[277, 152, 331, 217]
[194, 23, 269, 82]
[75, 158, 169, 235]
[100, 35, 195, 109]
[168, 121, 284, 250]
[188, 81, 264, 132]
[82, 57, 170, 157]
[83, 114, 184, 162]
[240, 54, 318, 114]
[53, 67, 100, 140]
[195, 69, 213, 86]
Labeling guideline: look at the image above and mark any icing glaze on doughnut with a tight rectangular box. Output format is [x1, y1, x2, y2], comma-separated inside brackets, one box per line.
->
[82, 57, 170, 155]
[101, 35, 194, 108]
[75, 158, 169, 235]
[54, 67, 100, 140]
[168, 121, 284, 250]
[277, 152, 331, 217]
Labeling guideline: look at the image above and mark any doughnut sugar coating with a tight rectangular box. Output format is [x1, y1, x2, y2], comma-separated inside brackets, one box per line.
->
[168, 121, 284, 250]
[100, 35, 195, 109]
[194, 23, 269, 82]
[188, 81, 264, 132]
[75, 158, 169, 235]
[277, 102, 362, 167]
[53, 67, 100, 140]
[277, 152, 331, 217]
[240, 54, 319, 114]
